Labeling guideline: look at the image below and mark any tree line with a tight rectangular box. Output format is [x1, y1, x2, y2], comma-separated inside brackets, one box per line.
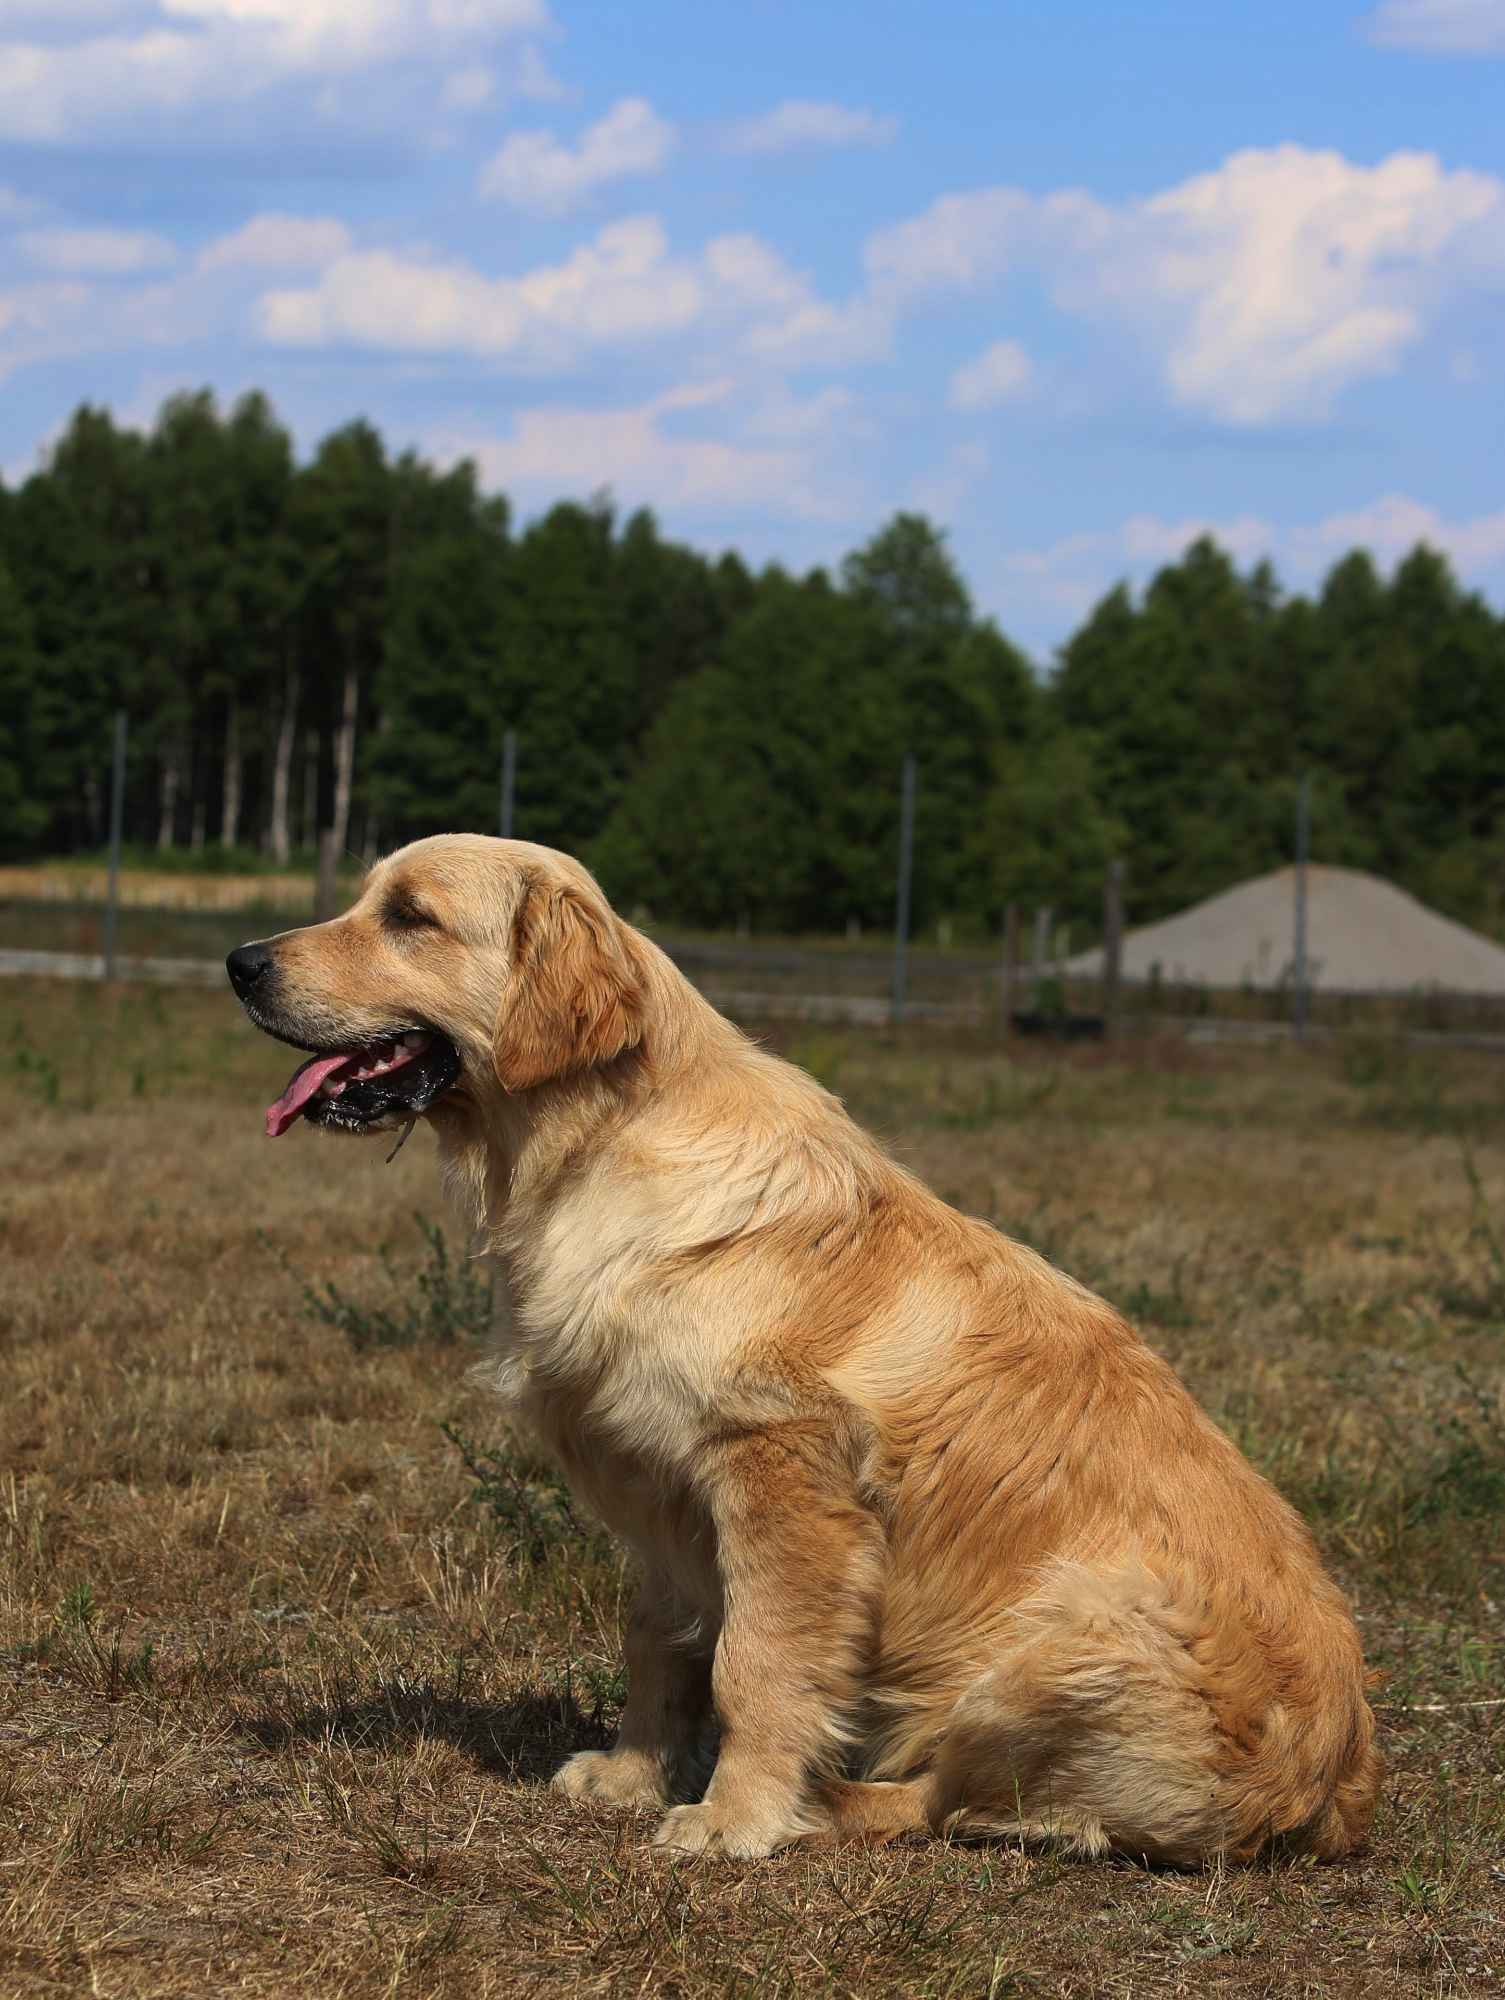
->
[3, 389, 1503, 939]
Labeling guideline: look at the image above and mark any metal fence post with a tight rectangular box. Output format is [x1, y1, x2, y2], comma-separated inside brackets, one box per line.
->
[499, 729, 517, 840]
[1103, 858, 1125, 1039]
[102, 710, 127, 981]
[891, 753, 916, 1025]
[1001, 901, 1019, 1036]
[1293, 775, 1310, 1039]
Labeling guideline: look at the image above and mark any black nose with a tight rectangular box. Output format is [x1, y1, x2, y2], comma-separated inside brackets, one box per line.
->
[226, 942, 275, 999]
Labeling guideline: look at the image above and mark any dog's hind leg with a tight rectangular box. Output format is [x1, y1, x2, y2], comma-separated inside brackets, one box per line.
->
[924, 1560, 1232, 1867]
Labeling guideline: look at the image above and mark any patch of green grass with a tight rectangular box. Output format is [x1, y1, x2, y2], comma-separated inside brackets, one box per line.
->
[440, 1421, 607, 1568]
[280, 1213, 495, 1353]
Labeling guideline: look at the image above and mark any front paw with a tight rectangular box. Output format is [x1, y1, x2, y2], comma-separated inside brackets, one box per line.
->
[651, 1800, 803, 1860]
[552, 1748, 670, 1809]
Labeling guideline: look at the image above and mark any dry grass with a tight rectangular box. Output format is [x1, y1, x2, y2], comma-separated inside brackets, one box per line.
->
[2, 980, 1503, 1998]
[0, 865, 328, 913]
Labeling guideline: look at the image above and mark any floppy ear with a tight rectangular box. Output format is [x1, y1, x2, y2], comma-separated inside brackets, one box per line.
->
[493, 881, 646, 1090]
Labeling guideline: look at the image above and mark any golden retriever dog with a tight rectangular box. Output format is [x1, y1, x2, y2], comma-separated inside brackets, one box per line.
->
[228, 834, 1381, 1865]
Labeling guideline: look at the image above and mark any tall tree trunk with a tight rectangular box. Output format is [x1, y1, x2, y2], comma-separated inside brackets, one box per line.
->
[330, 660, 359, 859]
[220, 704, 242, 849]
[157, 752, 179, 851]
[267, 664, 299, 864]
[301, 732, 319, 853]
[190, 737, 206, 851]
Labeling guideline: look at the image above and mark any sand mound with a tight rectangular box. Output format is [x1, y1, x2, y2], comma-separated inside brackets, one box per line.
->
[1063, 865, 1505, 996]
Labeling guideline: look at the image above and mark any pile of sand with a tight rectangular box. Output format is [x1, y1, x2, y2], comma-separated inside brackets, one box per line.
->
[1063, 864, 1505, 996]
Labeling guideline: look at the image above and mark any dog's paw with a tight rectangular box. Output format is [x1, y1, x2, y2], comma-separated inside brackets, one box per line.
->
[651, 1801, 800, 1860]
[552, 1749, 670, 1809]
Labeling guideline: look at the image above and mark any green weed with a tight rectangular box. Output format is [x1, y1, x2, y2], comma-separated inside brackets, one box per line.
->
[439, 1421, 604, 1566]
[10, 1024, 60, 1105]
[281, 1213, 494, 1352]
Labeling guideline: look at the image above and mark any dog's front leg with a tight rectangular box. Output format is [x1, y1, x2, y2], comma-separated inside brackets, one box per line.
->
[653, 1425, 883, 1860]
[553, 1574, 711, 1809]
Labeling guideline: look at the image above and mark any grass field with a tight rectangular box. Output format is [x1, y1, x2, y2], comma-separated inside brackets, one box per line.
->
[3, 978, 1504, 1997]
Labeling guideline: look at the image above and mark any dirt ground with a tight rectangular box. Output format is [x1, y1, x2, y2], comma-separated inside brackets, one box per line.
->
[2, 978, 1502, 1997]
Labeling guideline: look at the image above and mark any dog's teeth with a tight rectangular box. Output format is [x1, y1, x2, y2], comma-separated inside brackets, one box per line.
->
[402, 1032, 427, 1050]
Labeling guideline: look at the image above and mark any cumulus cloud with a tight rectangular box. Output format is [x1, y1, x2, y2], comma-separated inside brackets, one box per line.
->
[0, 1, 137, 20]
[1297, 493, 1505, 568]
[911, 441, 990, 524]
[947, 339, 1032, 410]
[18, 226, 176, 274]
[477, 97, 674, 214]
[0, 277, 91, 378]
[198, 213, 352, 271]
[868, 146, 1505, 424]
[429, 379, 858, 520]
[996, 495, 1505, 632]
[0, 0, 550, 140]
[256, 214, 839, 371]
[441, 65, 494, 110]
[724, 99, 896, 155]
[1363, 0, 1505, 52]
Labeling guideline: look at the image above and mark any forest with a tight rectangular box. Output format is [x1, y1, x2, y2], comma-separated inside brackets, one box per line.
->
[3, 388, 1503, 938]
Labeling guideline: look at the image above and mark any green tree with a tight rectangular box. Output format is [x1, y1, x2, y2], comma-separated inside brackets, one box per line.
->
[8, 406, 153, 850]
[0, 560, 45, 855]
[502, 500, 636, 853]
[368, 460, 512, 842]
[975, 730, 1124, 925]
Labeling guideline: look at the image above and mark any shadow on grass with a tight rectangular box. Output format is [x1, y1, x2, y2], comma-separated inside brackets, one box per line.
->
[239, 1679, 611, 1783]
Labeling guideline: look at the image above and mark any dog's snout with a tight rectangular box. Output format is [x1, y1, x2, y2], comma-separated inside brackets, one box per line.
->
[226, 941, 275, 1000]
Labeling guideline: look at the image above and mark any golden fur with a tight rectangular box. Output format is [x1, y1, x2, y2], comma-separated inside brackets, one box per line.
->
[246, 834, 1381, 1865]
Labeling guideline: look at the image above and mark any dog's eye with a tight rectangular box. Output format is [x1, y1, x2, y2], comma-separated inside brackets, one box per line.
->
[384, 899, 439, 933]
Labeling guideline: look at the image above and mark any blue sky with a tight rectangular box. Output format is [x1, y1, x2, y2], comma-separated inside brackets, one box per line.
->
[1, 0, 1503, 656]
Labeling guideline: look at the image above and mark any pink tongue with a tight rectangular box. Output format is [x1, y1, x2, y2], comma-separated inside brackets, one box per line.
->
[265, 1053, 354, 1138]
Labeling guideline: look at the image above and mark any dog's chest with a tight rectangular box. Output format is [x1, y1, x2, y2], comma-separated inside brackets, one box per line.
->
[484, 1267, 720, 1607]
[483, 1242, 722, 1469]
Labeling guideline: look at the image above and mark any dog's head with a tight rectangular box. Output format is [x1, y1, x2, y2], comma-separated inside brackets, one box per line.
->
[227, 835, 648, 1140]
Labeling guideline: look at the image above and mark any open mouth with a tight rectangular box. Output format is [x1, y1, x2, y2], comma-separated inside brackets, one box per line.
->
[265, 1031, 462, 1138]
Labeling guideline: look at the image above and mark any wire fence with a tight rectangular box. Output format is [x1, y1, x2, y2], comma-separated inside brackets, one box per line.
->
[8, 878, 1505, 1046]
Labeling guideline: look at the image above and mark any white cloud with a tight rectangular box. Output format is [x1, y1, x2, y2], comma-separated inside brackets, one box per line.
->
[867, 147, 1505, 424]
[948, 339, 1032, 410]
[18, 226, 176, 273]
[911, 441, 989, 523]
[477, 97, 674, 214]
[259, 216, 697, 357]
[0, 1, 137, 19]
[256, 214, 841, 371]
[159, 0, 546, 64]
[429, 378, 857, 520]
[512, 41, 564, 101]
[198, 213, 352, 271]
[997, 494, 1505, 634]
[1297, 493, 1505, 568]
[724, 99, 896, 155]
[0, 277, 90, 377]
[0, 0, 550, 140]
[441, 64, 494, 110]
[1364, 0, 1505, 53]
